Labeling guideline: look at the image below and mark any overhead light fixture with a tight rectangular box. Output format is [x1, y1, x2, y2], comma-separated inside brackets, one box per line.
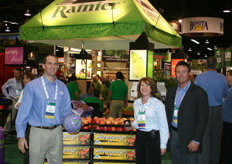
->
[191, 39, 200, 44]
[197, 52, 201, 55]
[178, 19, 183, 23]
[188, 48, 192, 51]
[207, 47, 212, 51]
[24, 10, 31, 16]
[223, 9, 231, 13]
[205, 39, 209, 44]
[223, 4, 231, 13]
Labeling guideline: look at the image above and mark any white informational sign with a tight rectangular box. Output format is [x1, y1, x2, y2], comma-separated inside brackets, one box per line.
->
[130, 82, 139, 101]
[181, 17, 224, 36]
[157, 82, 167, 101]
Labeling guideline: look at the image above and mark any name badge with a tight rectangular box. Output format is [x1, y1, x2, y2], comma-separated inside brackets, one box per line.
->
[15, 90, 21, 98]
[138, 111, 145, 130]
[172, 106, 179, 127]
[45, 102, 56, 119]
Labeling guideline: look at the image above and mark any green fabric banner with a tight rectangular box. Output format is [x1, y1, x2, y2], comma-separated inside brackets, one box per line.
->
[20, 0, 181, 48]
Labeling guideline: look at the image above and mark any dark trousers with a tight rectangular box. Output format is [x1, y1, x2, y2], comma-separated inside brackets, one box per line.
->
[199, 106, 223, 164]
[171, 129, 199, 164]
[135, 130, 161, 164]
[223, 121, 232, 164]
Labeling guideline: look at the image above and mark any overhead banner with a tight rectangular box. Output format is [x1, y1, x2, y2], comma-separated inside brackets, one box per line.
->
[19, 0, 181, 50]
[181, 17, 224, 36]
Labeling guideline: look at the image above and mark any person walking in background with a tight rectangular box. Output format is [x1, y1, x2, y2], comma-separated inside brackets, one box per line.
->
[16, 54, 73, 164]
[14, 71, 34, 164]
[2, 68, 23, 134]
[222, 70, 232, 164]
[165, 61, 209, 164]
[126, 77, 168, 164]
[80, 86, 95, 100]
[67, 74, 81, 100]
[108, 71, 128, 118]
[195, 56, 228, 164]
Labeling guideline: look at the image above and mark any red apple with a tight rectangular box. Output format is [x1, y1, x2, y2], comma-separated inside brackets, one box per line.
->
[86, 117, 92, 124]
[93, 116, 99, 123]
[95, 125, 102, 131]
[106, 118, 112, 125]
[116, 127, 124, 131]
[98, 118, 106, 125]
[82, 125, 89, 130]
[102, 126, 108, 131]
[110, 126, 117, 131]
[82, 118, 90, 125]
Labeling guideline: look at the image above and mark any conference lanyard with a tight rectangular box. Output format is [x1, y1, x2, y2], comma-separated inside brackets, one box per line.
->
[172, 82, 190, 127]
[137, 101, 146, 130]
[41, 76, 58, 119]
[41, 76, 58, 101]
[14, 78, 22, 98]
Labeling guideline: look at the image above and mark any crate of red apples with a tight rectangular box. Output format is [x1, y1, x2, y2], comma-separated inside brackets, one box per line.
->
[71, 100, 94, 117]
[80, 117, 136, 132]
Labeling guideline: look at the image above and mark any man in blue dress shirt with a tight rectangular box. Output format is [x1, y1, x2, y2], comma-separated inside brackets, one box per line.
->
[2, 68, 22, 133]
[16, 54, 72, 164]
[195, 56, 228, 164]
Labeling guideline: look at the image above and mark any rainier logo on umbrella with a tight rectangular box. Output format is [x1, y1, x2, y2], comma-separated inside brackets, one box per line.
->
[63, 113, 82, 133]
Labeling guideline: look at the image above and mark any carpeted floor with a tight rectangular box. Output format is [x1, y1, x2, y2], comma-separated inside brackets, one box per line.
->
[4, 135, 24, 164]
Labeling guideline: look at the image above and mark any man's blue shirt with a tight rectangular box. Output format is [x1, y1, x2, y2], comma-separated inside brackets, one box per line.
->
[195, 70, 228, 106]
[223, 85, 232, 123]
[16, 75, 72, 138]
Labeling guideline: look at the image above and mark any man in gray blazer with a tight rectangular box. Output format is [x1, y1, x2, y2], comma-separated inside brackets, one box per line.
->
[165, 61, 209, 164]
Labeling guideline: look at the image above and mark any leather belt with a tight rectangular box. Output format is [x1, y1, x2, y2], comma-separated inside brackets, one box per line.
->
[172, 126, 178, 132]
[34, 125, 59, 130]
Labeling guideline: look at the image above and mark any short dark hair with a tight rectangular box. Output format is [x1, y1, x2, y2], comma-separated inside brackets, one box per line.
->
[14, 68, 22, 73]
[207, 56, 217, 69]
[175, 61, 191, 73]
[68, 74, 77, 82]
[23, 71, 34, 80]
[43, 54, 58, 64]
[116, 71, 124, 79]
[137, 77, 156, 98]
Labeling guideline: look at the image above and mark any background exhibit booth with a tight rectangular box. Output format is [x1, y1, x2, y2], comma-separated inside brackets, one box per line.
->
[19, 0, 182, 103]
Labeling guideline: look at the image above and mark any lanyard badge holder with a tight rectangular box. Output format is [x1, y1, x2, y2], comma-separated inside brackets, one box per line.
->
[137, 111, 146, 130]
[172, 106, 179, 127]
[41, 77, 58, 119]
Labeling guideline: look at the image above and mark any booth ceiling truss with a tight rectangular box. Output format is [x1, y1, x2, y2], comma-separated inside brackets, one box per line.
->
[19, 0, 182, 50]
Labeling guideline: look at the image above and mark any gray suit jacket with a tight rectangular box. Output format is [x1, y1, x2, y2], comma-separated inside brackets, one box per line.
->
[165, 82, 209, 154]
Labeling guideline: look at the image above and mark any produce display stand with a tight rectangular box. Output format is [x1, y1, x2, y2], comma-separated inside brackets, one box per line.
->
[92, 130, 136, 164]
[44, 116, 137, 164]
